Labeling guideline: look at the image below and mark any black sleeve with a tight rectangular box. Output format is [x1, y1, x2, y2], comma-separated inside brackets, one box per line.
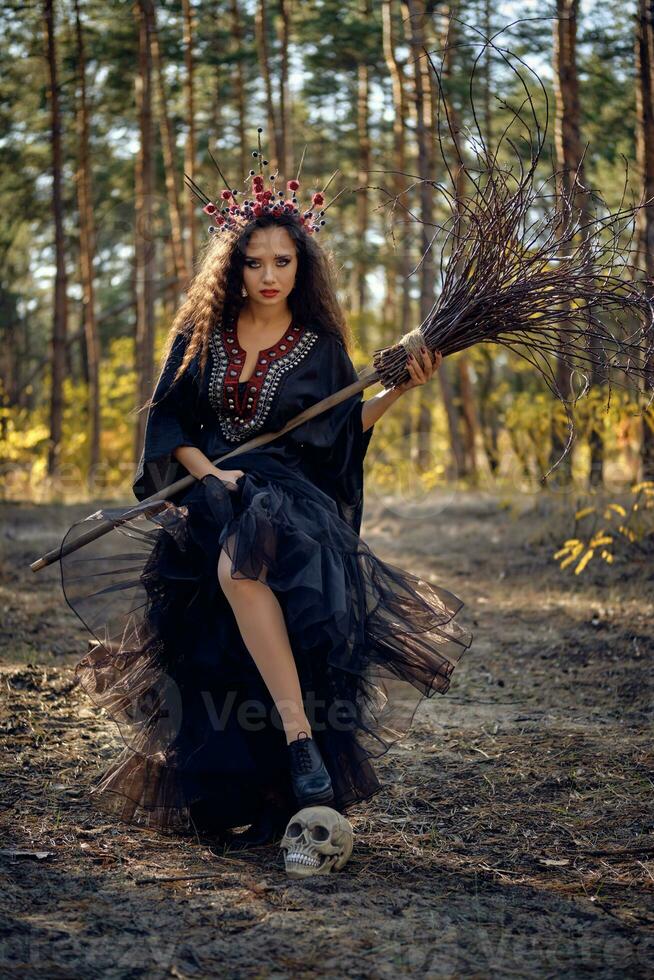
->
[132, 332, 201, 502]
[288, 334, 374, 534]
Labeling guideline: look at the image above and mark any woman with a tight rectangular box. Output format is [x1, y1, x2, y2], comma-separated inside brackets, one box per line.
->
[61, 207, 472, 848]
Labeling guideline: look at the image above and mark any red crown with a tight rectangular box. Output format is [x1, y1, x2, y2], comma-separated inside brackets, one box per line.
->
[185, 128, 345, 237]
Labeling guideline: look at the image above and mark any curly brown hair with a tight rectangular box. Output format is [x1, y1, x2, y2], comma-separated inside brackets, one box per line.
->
[160, 213, 353, 386]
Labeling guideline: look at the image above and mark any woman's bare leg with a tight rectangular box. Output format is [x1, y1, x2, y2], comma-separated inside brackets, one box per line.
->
[217, 546, 312, 745]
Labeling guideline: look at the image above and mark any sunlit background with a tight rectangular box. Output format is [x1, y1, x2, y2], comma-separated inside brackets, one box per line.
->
[1, 0, 652, 532]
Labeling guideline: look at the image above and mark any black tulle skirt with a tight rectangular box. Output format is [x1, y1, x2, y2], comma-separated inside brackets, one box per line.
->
[61, 460, 473, 837]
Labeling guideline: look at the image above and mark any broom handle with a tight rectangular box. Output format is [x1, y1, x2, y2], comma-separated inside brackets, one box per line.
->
[30, 367, 381, 572]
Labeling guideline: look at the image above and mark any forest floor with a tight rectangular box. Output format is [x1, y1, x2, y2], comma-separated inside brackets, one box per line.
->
[1, 489, 653, 979]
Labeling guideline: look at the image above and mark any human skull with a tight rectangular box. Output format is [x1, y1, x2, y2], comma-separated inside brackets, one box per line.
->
[280, 806, 353, 878]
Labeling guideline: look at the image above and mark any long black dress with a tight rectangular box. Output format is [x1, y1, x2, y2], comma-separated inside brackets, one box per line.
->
[60, 319, 473, 836]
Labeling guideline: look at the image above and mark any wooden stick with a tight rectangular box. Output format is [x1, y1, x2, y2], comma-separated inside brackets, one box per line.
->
[30, 366, 380, 572]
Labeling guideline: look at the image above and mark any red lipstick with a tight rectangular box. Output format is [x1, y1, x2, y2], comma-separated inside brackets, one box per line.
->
[260, 289, 280, 297]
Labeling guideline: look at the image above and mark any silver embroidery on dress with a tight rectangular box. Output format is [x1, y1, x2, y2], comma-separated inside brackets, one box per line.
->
[208, 326, 320, 442]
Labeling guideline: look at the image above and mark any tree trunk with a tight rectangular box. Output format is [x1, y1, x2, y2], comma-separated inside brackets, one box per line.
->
[458, 356, 479, 483]
[477, 349, 501, 475]
[74, 0, 101, 487]
[43, 0, 68, 477]
[134, 0, 156, 464]
[182, 0, 197, 276]
[380, 13, 398, 327]
[381, 0, 415, 444]
[17, 280, 179, 403]
[255, 0, 283, 170]
[147, 0, 188, 289]
[636, 0, 654, 479]
[350, 0, 371, 332]
[403, 1, 468, 477]
[163, 239, 177, 322]
[277, 0, 291, 176]
[441, 9, 478, 479]
[552, 0, 591, 486]
[230, 0, 248, 178]
[381, 0, 412, 353]
[482, 0, 493, 145]
[0, 309, 20, 411]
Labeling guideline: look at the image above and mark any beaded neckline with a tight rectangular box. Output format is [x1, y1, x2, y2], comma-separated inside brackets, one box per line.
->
[208, 319, 320, 443]
[222, 320, 305, 412]
[231, 318, 298, 384]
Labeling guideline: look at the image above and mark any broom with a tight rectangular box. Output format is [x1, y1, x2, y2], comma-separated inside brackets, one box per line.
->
[30, 36, 654, 573]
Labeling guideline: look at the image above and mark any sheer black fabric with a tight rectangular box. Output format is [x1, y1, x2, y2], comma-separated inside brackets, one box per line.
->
[61, 323, 473, 836]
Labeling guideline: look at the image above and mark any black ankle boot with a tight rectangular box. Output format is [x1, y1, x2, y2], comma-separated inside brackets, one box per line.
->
[287, 731, 334, 807]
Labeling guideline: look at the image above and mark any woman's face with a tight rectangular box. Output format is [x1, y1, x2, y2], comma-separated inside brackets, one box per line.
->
[241, 225, 298, 311]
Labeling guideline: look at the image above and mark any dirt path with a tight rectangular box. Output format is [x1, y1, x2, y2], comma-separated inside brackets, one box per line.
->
[1, 492, 653, 978]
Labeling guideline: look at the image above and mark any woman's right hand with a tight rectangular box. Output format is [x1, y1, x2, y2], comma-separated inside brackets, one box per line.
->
[209, 467, 245, 491]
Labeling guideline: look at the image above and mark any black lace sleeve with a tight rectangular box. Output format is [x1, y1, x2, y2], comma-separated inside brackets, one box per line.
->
[132, 332, 201, 501]
[289, 334, 374, 534]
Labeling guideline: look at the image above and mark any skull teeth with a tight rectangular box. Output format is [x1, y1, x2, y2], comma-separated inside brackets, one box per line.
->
[286, 852, 321, 867]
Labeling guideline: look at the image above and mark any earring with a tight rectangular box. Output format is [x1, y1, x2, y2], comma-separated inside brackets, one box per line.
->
[241, 285, 247, 298]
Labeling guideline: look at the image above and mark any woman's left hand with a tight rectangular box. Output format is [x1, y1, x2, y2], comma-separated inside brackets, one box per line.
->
[395, 347, 443, 394]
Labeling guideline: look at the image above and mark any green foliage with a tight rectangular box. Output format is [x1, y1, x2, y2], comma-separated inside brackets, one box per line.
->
[95, 336, 139, 492]
[0, 399, 50, 471]
[363, 391, 451, 500]
[504, 390, 553, 483]
[0, 336, 137, 501]
[1, 1, 649, 502]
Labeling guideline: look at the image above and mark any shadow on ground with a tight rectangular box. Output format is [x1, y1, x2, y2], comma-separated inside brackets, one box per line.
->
[1, 491, 653, 978]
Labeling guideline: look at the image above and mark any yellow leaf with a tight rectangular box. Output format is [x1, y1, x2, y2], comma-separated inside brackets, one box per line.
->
[574, 506, 596, 520]
[605, 503, 626, 517]
[590, 533, 613, 547]
[575, 549, 594, 574]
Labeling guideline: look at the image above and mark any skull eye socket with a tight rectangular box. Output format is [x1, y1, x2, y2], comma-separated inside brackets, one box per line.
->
[310, 825, 330, 842]
[286, 822, 303, 838]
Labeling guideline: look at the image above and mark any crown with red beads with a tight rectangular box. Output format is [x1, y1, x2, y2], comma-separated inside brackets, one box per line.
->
[184, 129, 345, 237]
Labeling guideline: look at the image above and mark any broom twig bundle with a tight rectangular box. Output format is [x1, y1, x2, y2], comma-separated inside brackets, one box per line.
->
[30, 27, 654, 572]
[367, 26, 654, 477]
